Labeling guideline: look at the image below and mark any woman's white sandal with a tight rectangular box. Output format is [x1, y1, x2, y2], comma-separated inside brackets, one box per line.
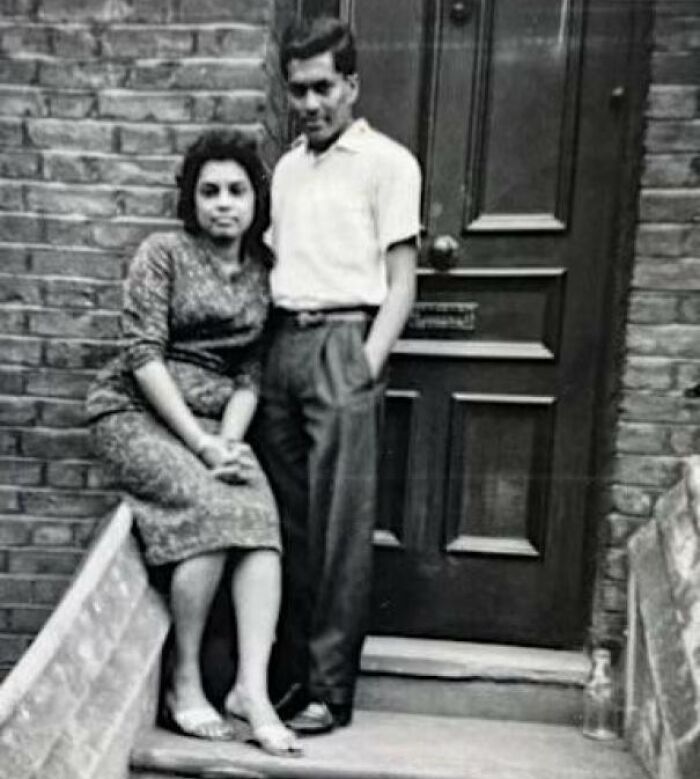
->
[162, 694, 236, 741]
[247, 721, 303, 757]
[224, 693, 303, 757]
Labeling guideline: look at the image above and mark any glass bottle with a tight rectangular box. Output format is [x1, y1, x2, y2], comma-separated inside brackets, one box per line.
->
[582, 647, 619, 740]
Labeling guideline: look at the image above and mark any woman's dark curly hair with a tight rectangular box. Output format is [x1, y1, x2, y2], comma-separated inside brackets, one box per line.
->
[176, 129, 271, 265]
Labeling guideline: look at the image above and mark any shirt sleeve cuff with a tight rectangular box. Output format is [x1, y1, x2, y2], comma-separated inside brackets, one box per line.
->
[125, 343, 165, 372]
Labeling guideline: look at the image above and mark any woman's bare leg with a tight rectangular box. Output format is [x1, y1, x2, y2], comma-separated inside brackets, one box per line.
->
[168, 551, 231, 737]
[225, 549, 299, 752]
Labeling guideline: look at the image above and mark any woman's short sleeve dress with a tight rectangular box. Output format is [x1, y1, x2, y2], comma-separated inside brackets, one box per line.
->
[86, 231, 281, 566]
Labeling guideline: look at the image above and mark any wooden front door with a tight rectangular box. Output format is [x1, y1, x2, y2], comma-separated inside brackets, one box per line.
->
[301, 0, 638, 646]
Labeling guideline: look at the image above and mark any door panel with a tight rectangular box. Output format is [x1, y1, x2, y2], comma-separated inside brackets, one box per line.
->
[406, 268, 566, 358]
[301, 0, 632, 646]
[428, 0, 583, 235]
[468, 0, 582, 229]
[444, 393, 555, 559]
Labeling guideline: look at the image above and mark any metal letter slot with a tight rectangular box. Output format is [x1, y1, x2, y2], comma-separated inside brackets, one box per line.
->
[407, 302, 478, 334]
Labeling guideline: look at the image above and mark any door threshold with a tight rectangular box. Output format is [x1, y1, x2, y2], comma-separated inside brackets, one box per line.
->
[357, 637, 590, 725]
[361, 636, 589, 685]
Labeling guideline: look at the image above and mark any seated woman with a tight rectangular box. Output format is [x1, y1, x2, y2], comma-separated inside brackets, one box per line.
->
[86, 130, 301, 757]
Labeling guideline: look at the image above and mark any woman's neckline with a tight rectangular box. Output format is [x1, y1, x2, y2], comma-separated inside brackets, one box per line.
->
[191, 232, 249, 280]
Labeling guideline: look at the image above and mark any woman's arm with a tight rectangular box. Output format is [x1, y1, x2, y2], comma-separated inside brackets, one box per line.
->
[207, 387, 260, 483]
[134, 359, 229, 466]
[123, 237, 231, 467]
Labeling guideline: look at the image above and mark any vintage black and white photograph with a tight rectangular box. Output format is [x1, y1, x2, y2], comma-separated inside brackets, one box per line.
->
[0, 0, 698, 777]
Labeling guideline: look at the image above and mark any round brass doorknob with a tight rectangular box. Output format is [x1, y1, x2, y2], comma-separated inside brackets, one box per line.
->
[428, 234, 460, 271]
[449, 0, 473, 25]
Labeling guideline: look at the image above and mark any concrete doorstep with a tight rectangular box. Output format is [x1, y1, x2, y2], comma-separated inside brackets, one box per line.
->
[130, 710, 648, 779]
[357, 637, 589, 726]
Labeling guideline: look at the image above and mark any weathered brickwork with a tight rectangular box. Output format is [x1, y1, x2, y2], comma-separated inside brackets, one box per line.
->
[0, 506, 170, 779]
[626, 458, 700, 778]
[0, 0, 277, 678]
[596, 2, 700, 646]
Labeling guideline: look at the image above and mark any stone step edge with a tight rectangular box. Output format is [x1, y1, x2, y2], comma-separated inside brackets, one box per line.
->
[97, 662, 163, 779]
[129, 711, 644, 779]
[360, 636, 589, 686]
[35, 586, 169, 779]
[0, 519, 157, 776]
[0, 503, 132, 726]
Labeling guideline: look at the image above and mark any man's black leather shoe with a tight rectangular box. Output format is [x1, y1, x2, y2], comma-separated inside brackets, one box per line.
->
[328, 701, 352, 727]
[285, 702, 336, 735]
[284, 700, 353, 734]
[273, 683, 306, 721]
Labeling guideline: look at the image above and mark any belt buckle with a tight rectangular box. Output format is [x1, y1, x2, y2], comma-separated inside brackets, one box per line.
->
[296, 310, 325, 328]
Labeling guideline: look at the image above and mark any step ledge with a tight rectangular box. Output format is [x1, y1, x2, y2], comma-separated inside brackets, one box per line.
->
[42, 590, 168, 779]
[0, 502, 132, 726]
[361, 636, 589, 685]
[131, 711, 645, 779]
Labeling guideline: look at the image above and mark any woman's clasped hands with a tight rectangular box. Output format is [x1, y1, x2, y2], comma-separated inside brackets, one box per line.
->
[196, 433, 256, 484]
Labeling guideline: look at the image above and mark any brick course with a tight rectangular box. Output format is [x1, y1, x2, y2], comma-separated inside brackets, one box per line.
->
[0, 0, 276, 659]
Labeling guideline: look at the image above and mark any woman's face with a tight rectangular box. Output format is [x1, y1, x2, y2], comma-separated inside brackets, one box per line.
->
[194, 159, 255, 242]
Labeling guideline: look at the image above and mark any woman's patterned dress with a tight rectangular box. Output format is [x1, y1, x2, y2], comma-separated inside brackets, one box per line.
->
[86, 230, 280, 566]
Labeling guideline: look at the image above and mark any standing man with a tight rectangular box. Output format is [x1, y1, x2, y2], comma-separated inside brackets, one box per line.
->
[258, 16, 421, 734]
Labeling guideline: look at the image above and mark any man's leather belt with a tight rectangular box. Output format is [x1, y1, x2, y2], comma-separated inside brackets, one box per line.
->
[272, 307, 377, 329]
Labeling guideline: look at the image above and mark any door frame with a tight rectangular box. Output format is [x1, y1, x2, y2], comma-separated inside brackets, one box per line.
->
[575, 0, 653, 643]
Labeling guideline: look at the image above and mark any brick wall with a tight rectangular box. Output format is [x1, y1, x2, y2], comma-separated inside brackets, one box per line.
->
[596, 2, 700, 646]
[0, 0, 279, 679]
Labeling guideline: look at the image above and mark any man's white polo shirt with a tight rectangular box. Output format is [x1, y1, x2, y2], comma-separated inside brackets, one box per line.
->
[268, 118, 421, 311]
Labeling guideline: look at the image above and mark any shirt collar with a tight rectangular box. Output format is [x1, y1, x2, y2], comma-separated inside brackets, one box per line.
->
[292, 118, 371, 156]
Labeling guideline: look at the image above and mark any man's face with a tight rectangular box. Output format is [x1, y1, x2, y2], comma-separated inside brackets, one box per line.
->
[286, 51, 358, 150]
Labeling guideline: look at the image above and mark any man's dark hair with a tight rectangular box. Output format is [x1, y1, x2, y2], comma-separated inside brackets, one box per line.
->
[176, 129, 271, 265]
[280, 16, 357, 80]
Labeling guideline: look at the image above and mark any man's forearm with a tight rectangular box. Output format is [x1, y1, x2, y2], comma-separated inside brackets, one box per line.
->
[363, 242, 417, 378]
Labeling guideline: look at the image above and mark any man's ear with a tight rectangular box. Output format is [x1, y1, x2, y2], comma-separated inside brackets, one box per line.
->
[346, 73, 359, 103]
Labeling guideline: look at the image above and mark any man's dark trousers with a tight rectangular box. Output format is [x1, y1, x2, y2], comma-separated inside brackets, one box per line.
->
[256, 313, 384, 715]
